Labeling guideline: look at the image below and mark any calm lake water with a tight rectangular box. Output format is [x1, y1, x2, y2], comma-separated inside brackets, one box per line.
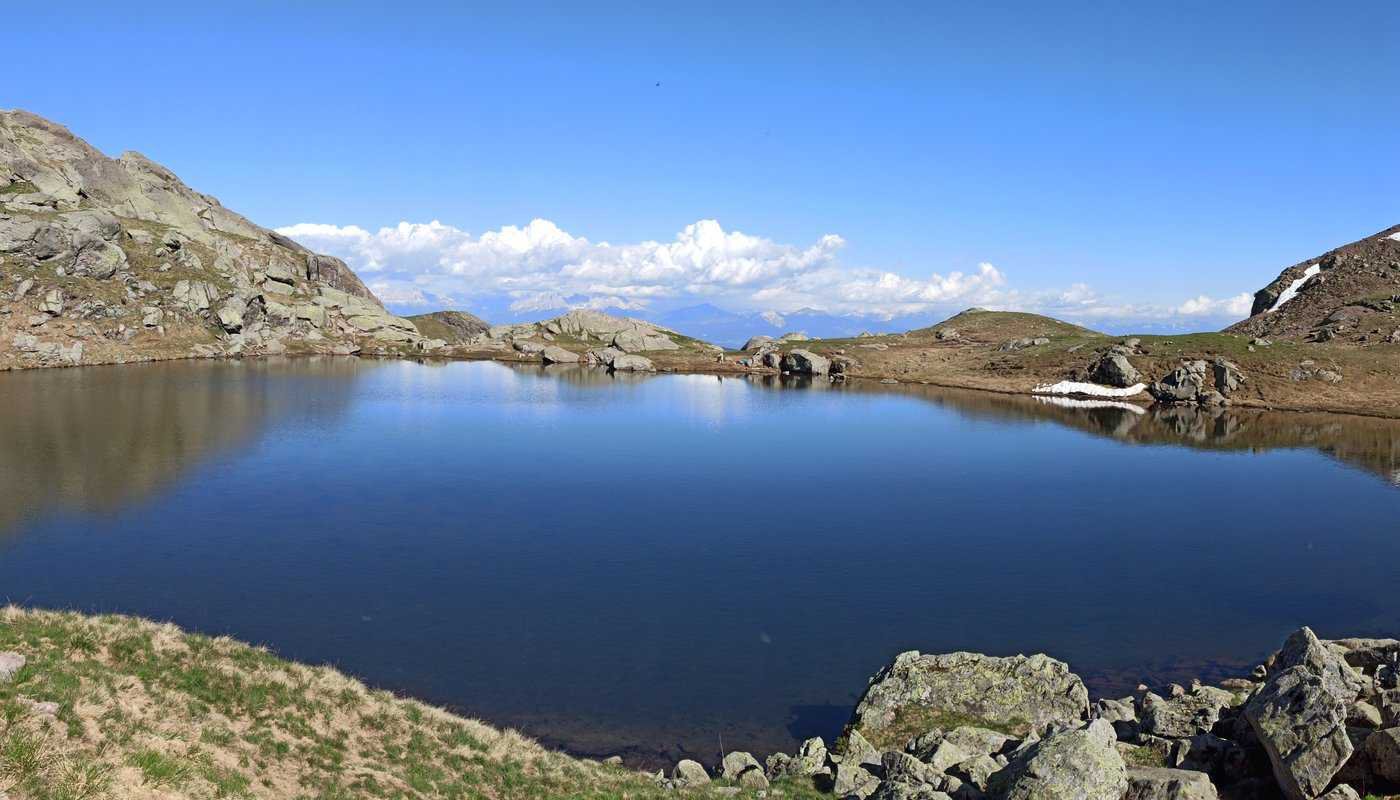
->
[2, 358, 1399, 765]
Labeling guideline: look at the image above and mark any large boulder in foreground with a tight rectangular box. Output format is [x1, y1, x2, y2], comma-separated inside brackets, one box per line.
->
[846, 650, 1088, 748]
[1246, 627, 1365, 800]
[988, 719, 1127, 800]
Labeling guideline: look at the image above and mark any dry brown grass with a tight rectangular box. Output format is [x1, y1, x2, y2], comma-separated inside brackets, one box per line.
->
[0, 607, 823, 800]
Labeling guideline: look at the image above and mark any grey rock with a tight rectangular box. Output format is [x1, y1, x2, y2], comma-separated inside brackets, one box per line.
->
[988, 719, 1128, 800]
[949, 753, 1001, 791]
[848, 650, 1088, 748]
[216, 303, 244, 333]
[610, 354, 655, 372]
[0, 652, 24, 682]
[833, 761, 879, 799]
[1122, 766, 1219, 800]
[511, 339, 546, 355]
[1346, 701, 1382, 729]
[934, 328, 959, 341]
[781, 348, 830, 376]
[540, 345, 580, 364]
[1246, 627, 1362, 800]
[38, 288, 63, 315]
[1139, 687, 1235, 739]
[841, 728, 883, 769]
[611, 325, 678, 352]
[881, 751, 950, 789]
[1316, 786, 1361, 800]
[1211, 359, 1246, 396]
[1365, 726, 1400, 783]
[1090, 351, 1141, 387]
[720, 751, 762, 781]
[672, 759, 709, 786]
[743, 335, 775, 351]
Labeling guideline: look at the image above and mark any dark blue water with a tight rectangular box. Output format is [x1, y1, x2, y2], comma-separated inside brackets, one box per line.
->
[2, 358, 1398, 764]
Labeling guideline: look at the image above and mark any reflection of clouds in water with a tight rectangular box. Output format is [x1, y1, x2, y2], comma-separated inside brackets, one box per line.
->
[662, 374, 749, 427]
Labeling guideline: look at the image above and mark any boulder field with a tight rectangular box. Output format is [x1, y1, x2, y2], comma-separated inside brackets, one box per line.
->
[656, 627, 1400, 800]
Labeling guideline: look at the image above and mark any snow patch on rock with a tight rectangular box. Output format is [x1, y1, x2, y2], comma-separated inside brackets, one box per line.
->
[1268, 263, 1321, 312]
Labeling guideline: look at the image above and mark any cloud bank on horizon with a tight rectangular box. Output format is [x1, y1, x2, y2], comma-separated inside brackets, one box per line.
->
[276, 218, 1252, 328]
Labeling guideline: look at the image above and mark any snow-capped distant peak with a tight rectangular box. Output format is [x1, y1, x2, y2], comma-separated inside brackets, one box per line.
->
[1267, 263, 1321, 312]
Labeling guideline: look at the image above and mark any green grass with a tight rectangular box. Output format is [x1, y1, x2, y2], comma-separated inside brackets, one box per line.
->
[130, 748, 193, 787]
[855, 706, 1027, 751]
[0, 606, 819, 799]
[0, 178, 39, 196]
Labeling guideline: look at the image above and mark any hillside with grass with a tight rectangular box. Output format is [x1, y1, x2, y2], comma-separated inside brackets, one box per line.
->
[0, 607, 823, 800]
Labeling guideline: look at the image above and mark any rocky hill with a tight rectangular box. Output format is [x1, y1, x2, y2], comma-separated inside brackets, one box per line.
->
[0, 110, 429, 370]
[419, 307, 726, 372]
[1228, 224, 1400, 344]
[405, 309, 491, 343]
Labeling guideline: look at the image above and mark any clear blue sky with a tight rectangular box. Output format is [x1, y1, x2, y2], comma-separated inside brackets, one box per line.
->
[7, 2, 1398, 325]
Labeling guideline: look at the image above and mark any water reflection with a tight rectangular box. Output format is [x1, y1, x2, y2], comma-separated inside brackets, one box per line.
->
[0, 358, 373, 536]
[815, 378, 1400, 486]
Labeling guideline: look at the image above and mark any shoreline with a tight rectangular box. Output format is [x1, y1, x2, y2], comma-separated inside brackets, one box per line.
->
[6, 346, 1400, 422]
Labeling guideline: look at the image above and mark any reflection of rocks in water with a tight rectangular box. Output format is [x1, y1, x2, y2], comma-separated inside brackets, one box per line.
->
[0, 358, 371, 536]
[1146, 404, 1245, 442]
[502, 362, 659, 388]
[824, 379, 1400, 487]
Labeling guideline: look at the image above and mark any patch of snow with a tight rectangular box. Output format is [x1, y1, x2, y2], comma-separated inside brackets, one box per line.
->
[1388, 232, 1400, 242]
[1267, 263, 1321, 312]
[1031, 380, 1147, 398]
[1034, 395, 1146, 415]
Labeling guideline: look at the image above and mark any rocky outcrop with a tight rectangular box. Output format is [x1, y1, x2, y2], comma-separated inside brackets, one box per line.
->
[663, 625, 1400, 800]
[989, 719, 1128, 800]
[1228, 224, 1400, 343]
[846, 650, 1089, 748]
[0, 110, 424, 370]
[407, 310, 491, 343]
[1149, 359, 1246, 406]
[780, 349, 830, 377]
[1246, 627, 1365, 800]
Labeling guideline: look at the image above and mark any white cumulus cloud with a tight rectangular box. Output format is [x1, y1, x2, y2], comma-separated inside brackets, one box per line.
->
[279, 216, 1256, 328]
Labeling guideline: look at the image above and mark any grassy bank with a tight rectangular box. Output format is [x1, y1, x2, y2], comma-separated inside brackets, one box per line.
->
[0, 607, 821, 800]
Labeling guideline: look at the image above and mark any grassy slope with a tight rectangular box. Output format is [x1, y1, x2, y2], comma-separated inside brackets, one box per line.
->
[789, 310, 1400, 418]
[0, 607, 824, 800]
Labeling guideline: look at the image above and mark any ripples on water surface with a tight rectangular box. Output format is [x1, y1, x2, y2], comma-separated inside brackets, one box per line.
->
[2, 358, 1398, 765]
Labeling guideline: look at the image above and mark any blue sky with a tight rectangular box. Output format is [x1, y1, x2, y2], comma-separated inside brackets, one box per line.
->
[7, 2, 1398, 328]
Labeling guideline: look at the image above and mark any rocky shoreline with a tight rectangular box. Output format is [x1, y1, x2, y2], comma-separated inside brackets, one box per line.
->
[649, 627, 1399, 800]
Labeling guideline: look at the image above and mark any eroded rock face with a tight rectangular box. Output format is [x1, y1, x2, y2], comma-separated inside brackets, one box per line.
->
[847, 650, 1088, 748]
[989, 719, 1128, 800]
[0, 109, 422, 369]
[1246, 627, 1364, 800]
